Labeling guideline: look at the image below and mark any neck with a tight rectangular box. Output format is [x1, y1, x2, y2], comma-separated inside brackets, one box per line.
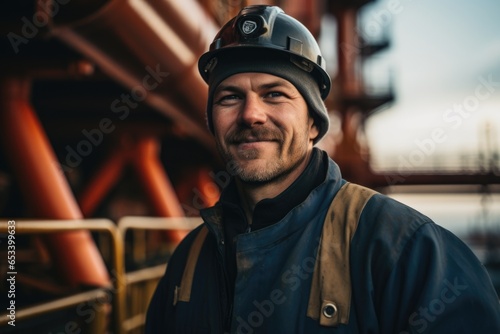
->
[235, 149, 314, 225]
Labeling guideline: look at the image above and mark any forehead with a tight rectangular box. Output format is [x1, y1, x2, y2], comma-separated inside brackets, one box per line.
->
[214, 72, 297, 92]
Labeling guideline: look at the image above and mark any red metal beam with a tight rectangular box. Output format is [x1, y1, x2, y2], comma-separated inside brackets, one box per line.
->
[0, 78, 109, 288]
[78, 146, 128, 217]
[133, 137, 187, 243]
[283, 0, 323, 38]
[370, 172, 500, 189]
[78, 134, 190, 243]
[49, 0, 219, 147]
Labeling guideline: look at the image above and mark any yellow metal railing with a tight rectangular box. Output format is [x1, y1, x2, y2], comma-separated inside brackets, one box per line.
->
[118, 216, 202, 333]
[0, 219, 125, 334]
[0, 217, 203, 333]
[0, 288, 108, 332]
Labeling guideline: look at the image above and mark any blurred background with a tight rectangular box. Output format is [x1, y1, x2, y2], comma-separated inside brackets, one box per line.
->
[0, 0, 499, 333]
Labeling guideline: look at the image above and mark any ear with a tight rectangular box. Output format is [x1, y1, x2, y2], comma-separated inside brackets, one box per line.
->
[308, 116, 319, 141]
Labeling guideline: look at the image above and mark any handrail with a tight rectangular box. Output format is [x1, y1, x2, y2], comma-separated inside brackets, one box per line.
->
[118, 216, 202, 264]
[126, 264, 167, 285]
[117, 216, 203, 236]
[0, 288, 108, 332]
[117, 216, 202, 332]
[0, 219, 125, 334]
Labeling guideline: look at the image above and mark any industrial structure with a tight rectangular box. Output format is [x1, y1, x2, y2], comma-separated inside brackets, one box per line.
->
[1, 0, 498, 333]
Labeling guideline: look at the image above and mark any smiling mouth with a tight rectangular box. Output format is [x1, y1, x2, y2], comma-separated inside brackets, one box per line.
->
[232, 138, 277, 154]
[236, 140, 273, 148]
[228, 128, 282, 147]
[234, 137, 274, 144]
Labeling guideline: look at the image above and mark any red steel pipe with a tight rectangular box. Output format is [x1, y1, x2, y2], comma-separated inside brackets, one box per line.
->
[49, 0, 219, 145]
[0, 78, 109, 288]
[336, 7, 363, 97]
[78, 146, 127, 217]
[133, 137, 187, 243]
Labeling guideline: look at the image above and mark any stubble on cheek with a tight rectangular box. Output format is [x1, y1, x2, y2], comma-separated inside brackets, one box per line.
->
[216, 139, 284, 182]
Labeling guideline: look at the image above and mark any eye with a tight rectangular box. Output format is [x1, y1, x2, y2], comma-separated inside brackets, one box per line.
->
[264, 91, 291, 102]
[267, 91, 284, 98]
[214, 94, 241, 105]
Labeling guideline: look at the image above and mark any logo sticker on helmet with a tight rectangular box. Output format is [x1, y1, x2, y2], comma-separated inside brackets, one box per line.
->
[241, 20, 258, 35]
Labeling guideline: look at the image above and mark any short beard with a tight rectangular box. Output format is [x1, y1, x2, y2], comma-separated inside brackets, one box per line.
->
[217, 131, 307, 185]
[228, 155, 284, 184]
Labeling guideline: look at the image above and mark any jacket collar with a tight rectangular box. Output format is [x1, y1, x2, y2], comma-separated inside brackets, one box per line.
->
[220, 148, 327, 231]
[201, 148, 340, 243]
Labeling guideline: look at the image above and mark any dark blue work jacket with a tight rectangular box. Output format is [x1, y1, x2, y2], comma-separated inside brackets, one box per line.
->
[146, 157, 500, 333]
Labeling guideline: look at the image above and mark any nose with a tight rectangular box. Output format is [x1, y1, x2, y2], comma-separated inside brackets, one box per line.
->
[238, 94, 267, 127]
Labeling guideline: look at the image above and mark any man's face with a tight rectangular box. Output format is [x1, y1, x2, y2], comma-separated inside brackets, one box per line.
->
[212, 72, 319, 184]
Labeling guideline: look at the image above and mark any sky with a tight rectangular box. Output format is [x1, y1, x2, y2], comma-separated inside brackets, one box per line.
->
[327, 0, 500, 238]
[360, 0, 500, 171]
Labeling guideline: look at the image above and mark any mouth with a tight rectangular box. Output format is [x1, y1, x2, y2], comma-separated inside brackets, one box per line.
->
[226, 128, 282, 152]
[233, 136, 275, 144]
[235, 139, 275, 152]
[227, 136, 278, 156]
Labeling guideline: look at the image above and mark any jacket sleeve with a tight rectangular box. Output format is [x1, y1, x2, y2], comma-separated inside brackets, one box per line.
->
[381, 222, 500, 333]
[352, 194, 500, 333]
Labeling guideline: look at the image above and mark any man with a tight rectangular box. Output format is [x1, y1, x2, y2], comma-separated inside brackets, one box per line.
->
[146, 5, 500, 333]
